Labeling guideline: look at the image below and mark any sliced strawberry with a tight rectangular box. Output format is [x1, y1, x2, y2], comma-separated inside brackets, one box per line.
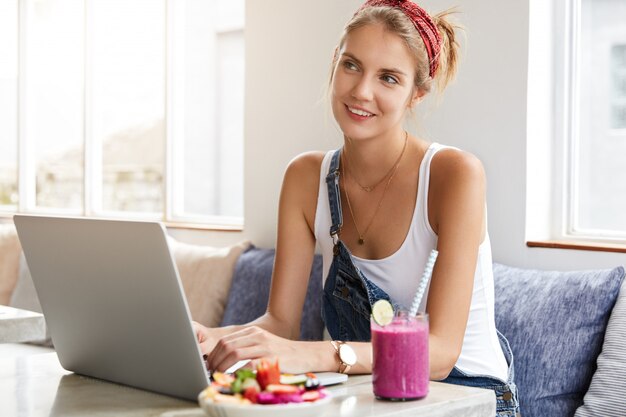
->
[243, 386, 259, 404]
[256, 358, 281, 390]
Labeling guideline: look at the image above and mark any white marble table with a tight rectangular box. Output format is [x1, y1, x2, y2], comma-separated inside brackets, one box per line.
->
[0, 353, 495, 417]
[0, 304, 46, 343]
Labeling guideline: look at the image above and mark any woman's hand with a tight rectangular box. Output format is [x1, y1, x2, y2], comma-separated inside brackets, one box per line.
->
[192, 321, 220, 357]
[205, 326, 315, 374]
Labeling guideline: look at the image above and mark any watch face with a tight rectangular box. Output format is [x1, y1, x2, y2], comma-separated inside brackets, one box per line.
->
[339, 344, 357, 366]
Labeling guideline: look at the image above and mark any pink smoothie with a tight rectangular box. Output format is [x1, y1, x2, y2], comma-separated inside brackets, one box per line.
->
[371, 313, 429, 400]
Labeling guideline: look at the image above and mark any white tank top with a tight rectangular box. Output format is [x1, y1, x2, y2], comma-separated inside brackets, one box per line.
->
[314, 142, 509, 381]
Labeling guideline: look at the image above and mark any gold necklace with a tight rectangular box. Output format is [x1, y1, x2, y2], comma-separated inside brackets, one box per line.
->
[342, 133, 408, 245]
[344, 131, 408, 192]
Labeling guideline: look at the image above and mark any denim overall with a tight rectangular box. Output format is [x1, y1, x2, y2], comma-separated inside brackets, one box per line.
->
[320, 148, 521, 416]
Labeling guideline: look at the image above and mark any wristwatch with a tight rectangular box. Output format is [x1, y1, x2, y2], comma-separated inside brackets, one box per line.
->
[330, 340, 357, 374]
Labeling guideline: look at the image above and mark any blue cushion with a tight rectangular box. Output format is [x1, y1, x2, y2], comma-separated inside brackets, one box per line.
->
[220, 246, 324, 341]
[493, 263, 625, 417]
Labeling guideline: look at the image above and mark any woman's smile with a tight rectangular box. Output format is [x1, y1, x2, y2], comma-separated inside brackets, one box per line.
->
[346, 104, 376, 120]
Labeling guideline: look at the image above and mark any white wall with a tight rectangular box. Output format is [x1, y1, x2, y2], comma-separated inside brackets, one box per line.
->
[176, 0, 626, 270]
[172, 0, 356, 248]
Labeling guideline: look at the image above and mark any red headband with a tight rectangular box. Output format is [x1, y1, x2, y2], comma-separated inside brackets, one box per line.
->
[356, 0, 442, 78]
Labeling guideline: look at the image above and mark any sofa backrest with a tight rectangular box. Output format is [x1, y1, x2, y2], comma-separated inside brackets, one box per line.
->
[220, 246, 324, 341]
[493, 263, 625, 417]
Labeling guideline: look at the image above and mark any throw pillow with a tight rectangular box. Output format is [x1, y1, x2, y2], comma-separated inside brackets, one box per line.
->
[220, 246, 325, 341]
[493, 263, 625, 417]
[168, 237, 251, 327]
[575, 277, 626, 417]
[0, 223, 22, 305]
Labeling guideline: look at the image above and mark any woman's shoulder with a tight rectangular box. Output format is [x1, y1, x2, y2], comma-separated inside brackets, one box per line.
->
[287, 151, 328, 169]
[284, 151, 328, 180]
[281, 151, 328, 199]
[281, 151, 329, 229]
[427, 145, 486, 235]
[429, 144, 485, 186]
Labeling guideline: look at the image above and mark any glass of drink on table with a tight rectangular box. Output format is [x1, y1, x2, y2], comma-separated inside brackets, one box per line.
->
[371, 300, 429, 401]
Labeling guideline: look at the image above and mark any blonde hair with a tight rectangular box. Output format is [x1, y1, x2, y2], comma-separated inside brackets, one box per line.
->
[330, 5, 462, 96]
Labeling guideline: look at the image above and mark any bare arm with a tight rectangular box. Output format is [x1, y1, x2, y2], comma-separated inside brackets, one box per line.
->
[426, 149, 487, 380]
[262, 153, 320, 339]
[204, 152, 328, 371]
[217, 152, 320, 338]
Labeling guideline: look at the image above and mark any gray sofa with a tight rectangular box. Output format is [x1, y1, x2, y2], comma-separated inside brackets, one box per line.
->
[222, 246, 626, 417]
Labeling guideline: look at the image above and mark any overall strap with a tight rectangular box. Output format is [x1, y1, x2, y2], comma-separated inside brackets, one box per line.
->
[325, 149, 343, 241]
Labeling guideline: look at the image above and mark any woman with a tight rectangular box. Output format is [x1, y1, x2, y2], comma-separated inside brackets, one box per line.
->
[195, 0, 519, 414]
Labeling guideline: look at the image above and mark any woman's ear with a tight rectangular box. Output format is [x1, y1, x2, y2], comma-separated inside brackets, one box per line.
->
[333, 46, 339, 61]
[409, 87, 427, 108]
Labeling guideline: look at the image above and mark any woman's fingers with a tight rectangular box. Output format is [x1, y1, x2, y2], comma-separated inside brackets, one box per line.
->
[206, 327, 262, 369]
[192, 321, 207, 343]
[212, 345, 271, 373]
[191, 322, 222, 356]
[206, 326, 260, 364]
[206, 326, 271, 372]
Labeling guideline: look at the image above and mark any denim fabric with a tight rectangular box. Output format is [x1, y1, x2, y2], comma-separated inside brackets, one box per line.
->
[493, 263, 625, 417]
[326, 149, 343, 237]
[220, 246, 325, 341]
[442, 330, 520, 417]
[322, 239, 395, 341]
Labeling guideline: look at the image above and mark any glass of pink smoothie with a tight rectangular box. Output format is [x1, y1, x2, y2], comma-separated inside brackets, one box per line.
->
[371, 311, 429, 401]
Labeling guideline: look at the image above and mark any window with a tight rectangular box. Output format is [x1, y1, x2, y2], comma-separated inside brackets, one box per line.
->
[566, 0, 626, 240]
[0, 0, 244, 227]
[528, 0, 626, 246]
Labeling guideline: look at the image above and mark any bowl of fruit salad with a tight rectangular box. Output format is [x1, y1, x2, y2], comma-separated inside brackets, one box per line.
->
[198, 359, 332, 417]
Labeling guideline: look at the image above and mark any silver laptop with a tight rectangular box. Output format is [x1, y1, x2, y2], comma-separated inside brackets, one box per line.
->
[13, 214, 209, 401]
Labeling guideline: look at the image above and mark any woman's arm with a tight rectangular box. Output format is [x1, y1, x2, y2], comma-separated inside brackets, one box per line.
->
[203, 152, 328, 372]
[262, 152, 322, 339]
[426, 148, 487, 380]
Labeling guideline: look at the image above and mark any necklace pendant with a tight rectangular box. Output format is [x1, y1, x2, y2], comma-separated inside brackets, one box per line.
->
[363, 186, 372, 192]
[358, 237, 365, 245]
